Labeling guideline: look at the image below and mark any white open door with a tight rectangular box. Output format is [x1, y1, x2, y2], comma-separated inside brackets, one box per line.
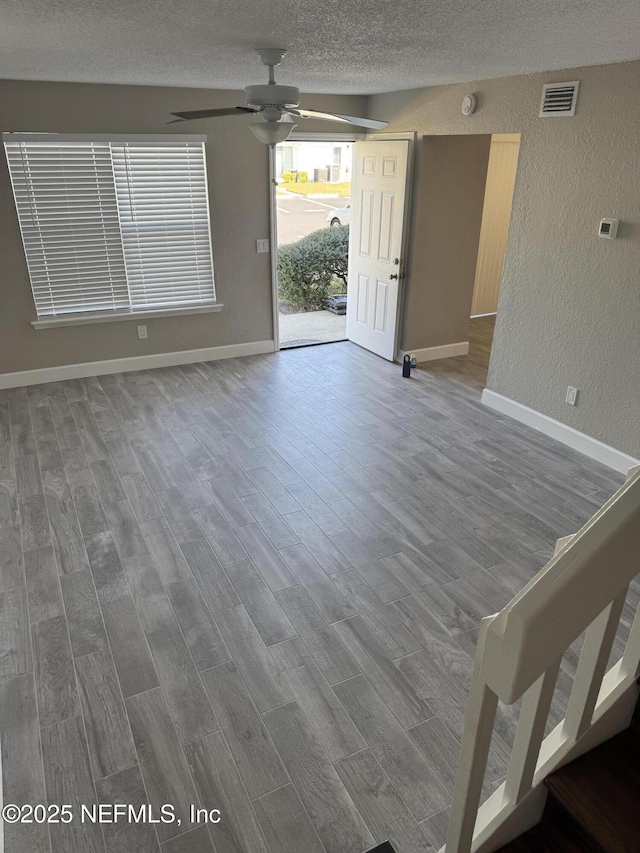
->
[346, 139, 409, 361]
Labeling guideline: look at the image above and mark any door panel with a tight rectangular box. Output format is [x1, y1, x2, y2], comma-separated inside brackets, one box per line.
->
[356, 274, 369, 325]
[359, 190, 374, 257]
[374, 280, 388, 332]
[378, 193, 394, 263]
[382, 156, 397, 178]
[347, 139, 409, 361]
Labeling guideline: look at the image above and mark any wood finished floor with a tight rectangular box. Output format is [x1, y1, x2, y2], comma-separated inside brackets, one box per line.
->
[0, 317, 626, 853]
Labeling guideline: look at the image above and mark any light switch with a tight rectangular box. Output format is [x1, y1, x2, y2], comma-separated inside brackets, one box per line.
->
[256, 239, 270, 254]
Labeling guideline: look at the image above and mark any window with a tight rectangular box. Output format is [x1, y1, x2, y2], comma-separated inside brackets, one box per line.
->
[3, 133, 216, 322]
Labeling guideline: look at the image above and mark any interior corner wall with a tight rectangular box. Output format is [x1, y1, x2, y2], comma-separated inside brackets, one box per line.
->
[400, 134, 491, 352]
[0, 79, 366, 376]
[369, 59, 640, 459]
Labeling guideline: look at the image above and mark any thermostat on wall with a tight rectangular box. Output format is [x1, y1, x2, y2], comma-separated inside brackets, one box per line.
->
[598, 218, 619, 239]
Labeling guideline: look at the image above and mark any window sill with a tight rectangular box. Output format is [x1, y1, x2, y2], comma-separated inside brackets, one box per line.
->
[31, 303, 224, 329]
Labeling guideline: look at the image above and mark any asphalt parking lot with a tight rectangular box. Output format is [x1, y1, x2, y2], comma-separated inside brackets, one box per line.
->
[276, 193, 350, 244]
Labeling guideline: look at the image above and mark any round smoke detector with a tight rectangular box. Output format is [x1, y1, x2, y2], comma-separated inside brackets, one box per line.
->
[462, 94, 477, 116]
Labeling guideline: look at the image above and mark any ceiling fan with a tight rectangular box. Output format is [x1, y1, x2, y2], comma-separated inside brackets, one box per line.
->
[169, 48, 388, 144]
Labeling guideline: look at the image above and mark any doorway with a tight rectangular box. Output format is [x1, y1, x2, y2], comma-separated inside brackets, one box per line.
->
[345, 137, 410, 361]
[468, 133, 521, 370]
[274, 139, 353, 348]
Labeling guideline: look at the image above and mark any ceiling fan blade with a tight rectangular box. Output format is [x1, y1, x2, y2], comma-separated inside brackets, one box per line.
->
[168, 106, 259, 123]
[290, 109, 388, 129]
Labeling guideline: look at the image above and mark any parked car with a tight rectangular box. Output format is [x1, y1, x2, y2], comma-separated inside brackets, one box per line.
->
[326, 205, 351, 227]
[324, 294, 347, 314]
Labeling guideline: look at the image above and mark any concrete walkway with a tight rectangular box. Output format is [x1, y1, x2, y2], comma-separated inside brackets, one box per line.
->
[279, 309, 346, 347]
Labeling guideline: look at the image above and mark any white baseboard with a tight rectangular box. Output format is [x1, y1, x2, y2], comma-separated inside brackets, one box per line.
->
[482, 388, 639, 475]
[0, 340, 276, 390]
[398, 341, 469, 363]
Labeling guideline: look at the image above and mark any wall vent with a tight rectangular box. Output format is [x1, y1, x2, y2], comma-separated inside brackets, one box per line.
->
[539, 81, 580, 117]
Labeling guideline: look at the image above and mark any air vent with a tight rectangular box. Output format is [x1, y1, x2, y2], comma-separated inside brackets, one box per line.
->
[539, 81, 580, 117]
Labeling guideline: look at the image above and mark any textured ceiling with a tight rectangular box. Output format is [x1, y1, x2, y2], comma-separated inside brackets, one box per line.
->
[1, 0, 639, 94]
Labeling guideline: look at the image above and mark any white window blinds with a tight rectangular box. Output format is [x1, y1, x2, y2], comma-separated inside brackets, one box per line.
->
[111, 142, 216, 309]
[3, 134, 216, 319]
[4, 140, 130, 316]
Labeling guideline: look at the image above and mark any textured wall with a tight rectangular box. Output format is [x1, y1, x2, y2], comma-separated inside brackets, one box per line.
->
[0, 79, 366, 374]
[401, 134, 491, 351]
[370, 60, 640, 458]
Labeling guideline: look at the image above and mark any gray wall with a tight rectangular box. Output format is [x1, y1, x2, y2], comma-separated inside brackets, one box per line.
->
[0, 79, 366, 373]
[401, 134, 491, 351]
[371, 60, 640, 458]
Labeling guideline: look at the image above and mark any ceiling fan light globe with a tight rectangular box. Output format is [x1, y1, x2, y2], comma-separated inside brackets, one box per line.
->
[249, 121, 296, 145]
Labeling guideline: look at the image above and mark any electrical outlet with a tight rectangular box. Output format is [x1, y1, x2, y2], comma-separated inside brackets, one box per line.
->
[137, 325, 148, 340]
[565, 386, 578, 406]
[256, 239, 270, 254]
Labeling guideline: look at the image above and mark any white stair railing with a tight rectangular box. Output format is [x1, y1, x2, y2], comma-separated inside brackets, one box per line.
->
[442, 465, 640, 853]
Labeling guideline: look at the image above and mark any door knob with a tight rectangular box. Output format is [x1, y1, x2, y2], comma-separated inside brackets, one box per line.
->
[389, 273, 399, 280]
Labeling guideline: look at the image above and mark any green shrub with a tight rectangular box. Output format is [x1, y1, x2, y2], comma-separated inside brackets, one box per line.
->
[278, 225, 349, 311]
[297, 171, 309, 183]
[280, 171, 295, 183]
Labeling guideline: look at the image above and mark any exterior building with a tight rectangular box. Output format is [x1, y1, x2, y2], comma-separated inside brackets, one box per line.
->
[275, 140, 353, 182]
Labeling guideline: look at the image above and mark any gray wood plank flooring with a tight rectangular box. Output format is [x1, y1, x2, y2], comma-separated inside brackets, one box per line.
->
[95, 764, 161, 853]
[0, 319, 627, 853]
